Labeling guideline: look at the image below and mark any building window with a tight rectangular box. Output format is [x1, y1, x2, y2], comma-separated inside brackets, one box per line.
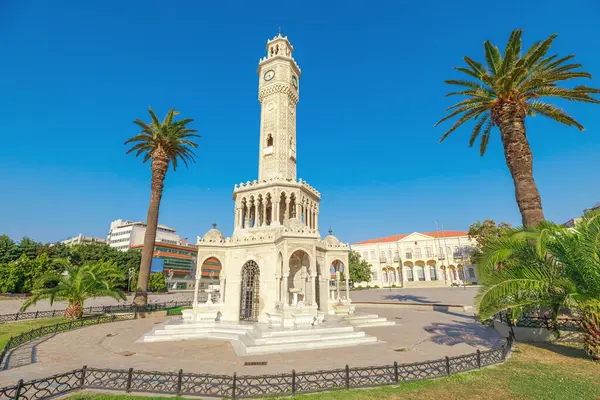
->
[468, 267, 476, 279]
[446, 246, 452, 256]
[362, 251, 368, 260]
[415, 248, 422, 258]
[429, 265, 438, 280]
[370, 251, 376, 260]
[405, 249, 412, 259]
[394, 250, 400, 261]
[425, 247, 433, 257]
[416, 265, 425, 281]
[458, 267, 465, 280]
[380, 251, 386, 261]
[372, 271, 378, 281]
[438, 247, 444, 258]
[387, 250, 392, 260]
[406, 268, 414, 282]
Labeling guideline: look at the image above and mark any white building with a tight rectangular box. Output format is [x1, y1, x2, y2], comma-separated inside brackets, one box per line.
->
[61, 234, 107, 246]
[351, 231, 478, 287]
[106, 219, 182, 251]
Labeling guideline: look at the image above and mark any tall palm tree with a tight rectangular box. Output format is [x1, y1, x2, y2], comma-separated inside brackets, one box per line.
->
[436, 29, 599, 227]
[476, 217, 600, 360]
[125, 107, 199, 306]
[22, 260, 126, 319]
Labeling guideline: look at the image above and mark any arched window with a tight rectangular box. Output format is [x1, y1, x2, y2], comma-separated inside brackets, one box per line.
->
[416, 265, 425, 281]
[266, 134, 273, 147]
[370, 251, 376, 260]
[394, 250, 400, 261]
[429, 265, 437, 280]
[446, 246, 452, 255]
[380, 251, 386, 261]
[468, 267, 476, 279]
[425, 247, 433, 257]
[388, 250, 392, 260]
[438, 247, 444, 258]
[405, 248, 412, 259]
[363, 251, 368, 260]
[406, 267, 414, 281]
[458, 266, 465, 280]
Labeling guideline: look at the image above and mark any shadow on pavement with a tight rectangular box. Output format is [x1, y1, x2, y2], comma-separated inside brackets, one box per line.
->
[381, 294, 441, 304]
[422, 319, 501, 348]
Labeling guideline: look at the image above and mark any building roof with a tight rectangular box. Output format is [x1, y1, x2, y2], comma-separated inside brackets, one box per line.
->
[354, 230, 468, 245]
[130, 242, 198, 253]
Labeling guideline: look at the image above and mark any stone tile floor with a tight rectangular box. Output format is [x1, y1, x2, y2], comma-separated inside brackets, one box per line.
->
[0, 305, 502, 386]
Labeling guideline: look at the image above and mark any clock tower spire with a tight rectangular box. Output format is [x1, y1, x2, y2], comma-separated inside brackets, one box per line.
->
[257, 33, 301, 181]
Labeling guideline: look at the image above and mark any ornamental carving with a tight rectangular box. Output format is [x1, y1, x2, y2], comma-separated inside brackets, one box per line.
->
[259, 83, 299, 104]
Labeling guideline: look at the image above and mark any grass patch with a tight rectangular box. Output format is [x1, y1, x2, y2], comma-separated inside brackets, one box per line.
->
[0, 317, 64, 349]
[165, 306, 191, 316]
[64, 343, 600, 399]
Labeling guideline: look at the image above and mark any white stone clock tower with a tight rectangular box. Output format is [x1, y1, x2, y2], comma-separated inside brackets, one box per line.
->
[257, 33, 301, 181]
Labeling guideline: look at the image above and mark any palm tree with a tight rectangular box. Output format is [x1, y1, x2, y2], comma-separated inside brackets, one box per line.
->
[21, 261, 126, 319]
[436, 29, 599, 227]
[125, 107, 199, 307]
[476, 217, 600, 360]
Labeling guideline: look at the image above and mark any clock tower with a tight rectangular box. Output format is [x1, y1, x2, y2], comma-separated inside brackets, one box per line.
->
[257, 33, 301, 181]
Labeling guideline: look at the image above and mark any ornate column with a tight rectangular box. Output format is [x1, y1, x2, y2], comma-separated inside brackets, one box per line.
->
[311, 275, 316, 305]
[219, 278, 225, 304]
[335, 270, 341, 300]
[315, 212, 319, 230]
[193, 277, 201, 307]
[345, 273, 351, 302]
[282, 274, 289, 306]
[307, 208, 312, 229]
[262, 200, 267, 227]
[284, 198, 291, 224]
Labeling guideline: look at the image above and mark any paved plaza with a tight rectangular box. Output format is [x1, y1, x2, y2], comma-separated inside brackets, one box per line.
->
[0, 302, 502, 386]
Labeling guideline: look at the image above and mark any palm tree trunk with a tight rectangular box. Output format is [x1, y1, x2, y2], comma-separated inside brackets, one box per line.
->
[581, 308, 600, 360]
[64, 302, 83, 319]
[496, 102, 545, 227]
[132, 149, 169, 307]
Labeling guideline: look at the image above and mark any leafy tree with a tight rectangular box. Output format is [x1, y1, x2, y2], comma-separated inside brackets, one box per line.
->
[468, 219, 513, 263]
[0, 235, 18, 263]
[125, 107, 199, 306]
[16, 237, 42, 260]
[149, 272, 167, 292]
[476, 217, 600, 360]
[21, 260, 126, 319]
[69, 243, 121, 266]
[436, 29, 600, 227]
[348, 251, 372, 283]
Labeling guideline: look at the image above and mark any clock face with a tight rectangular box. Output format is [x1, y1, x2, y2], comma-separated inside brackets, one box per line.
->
[291, 75, 298, 88]
[264, 70, 275, 81]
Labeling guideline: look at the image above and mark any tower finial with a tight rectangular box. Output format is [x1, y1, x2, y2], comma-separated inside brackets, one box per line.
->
[278, 26, 281, 36]
[212, 220, 217, 229]
[328, 226, 333, 235]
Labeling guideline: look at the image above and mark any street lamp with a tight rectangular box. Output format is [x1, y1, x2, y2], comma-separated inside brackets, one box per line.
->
[167, 269, 174, 292]
[128, 268, 135, 293]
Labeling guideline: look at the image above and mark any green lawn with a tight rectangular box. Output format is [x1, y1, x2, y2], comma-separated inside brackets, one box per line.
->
[165, 306, 191, 316]
[0, 317, 63, 349]
[67, 342, 600, 400]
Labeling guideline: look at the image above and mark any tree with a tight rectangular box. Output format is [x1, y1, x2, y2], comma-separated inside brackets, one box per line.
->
[468, 219, 513, 264]
[69, 243, 121, 266]
[21, 260, 126, 319]
[476, 217, 600, 360]
[0, 235, 18, 263]
[125, 107, 199, 306]
[148, 272, 167, 292]
[348, 251, 372, 283]
[16, 237, 42, 260]
[436, 29, 600, 227]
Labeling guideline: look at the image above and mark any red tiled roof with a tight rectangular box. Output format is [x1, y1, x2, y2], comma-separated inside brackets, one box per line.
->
[354, 230, 468, 245]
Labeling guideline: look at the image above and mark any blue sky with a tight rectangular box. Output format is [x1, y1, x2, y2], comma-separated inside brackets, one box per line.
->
[1, 0, 599, 244]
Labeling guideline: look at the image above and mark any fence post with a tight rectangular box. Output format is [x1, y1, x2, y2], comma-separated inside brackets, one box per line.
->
[345, 365, 350, 390]
[14, 379, 24, 400]
[445, 356, 451, 376]
[232, 372, 237, 400]
[52, 310, 56, 318]
[176, 369, 183, 395]
[476, 350, 481, 369]
[80, 365, 87, 388]
[126, 368, 133, 393]
[292, 369, 296, 396]
[69, 320, 73, 330]
[14, 313, 19, 321]
[97, 315, 101, 325]
[394, 361, 399, 384]
[35, 311, 39, 319]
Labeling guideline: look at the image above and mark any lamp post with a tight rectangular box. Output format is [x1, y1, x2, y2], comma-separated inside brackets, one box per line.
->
[167, 269, 174, 292]
[128, 268, 135, 293]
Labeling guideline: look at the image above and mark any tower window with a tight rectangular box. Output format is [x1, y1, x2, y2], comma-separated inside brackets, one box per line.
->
[266, 134, 273, 147]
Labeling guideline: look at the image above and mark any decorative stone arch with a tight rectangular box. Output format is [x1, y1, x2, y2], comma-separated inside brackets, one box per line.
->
[288, 249, 310, 305]
[457, 264, 466, 280]
[448, 264, 457, 280]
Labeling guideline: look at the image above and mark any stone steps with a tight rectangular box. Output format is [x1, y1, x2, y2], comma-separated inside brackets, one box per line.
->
[242, 336, 378, 355]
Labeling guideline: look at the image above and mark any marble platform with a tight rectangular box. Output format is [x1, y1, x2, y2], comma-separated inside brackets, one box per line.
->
[139, 312, 395, 356]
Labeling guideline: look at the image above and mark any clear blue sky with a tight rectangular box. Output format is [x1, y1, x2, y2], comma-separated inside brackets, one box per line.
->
[1, 0, 599, 245]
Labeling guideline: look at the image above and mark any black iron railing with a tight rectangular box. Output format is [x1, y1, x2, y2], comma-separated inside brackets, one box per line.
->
[0, 301, 192, 323]
[494, 311, 582, 332]
[0, 337, 513, 400]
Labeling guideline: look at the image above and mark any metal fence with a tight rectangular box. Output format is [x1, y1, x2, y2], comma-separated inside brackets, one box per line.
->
[0, 337, 513, 400]
[495, 311, 582, 332]
[0, 301, 192, 323]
